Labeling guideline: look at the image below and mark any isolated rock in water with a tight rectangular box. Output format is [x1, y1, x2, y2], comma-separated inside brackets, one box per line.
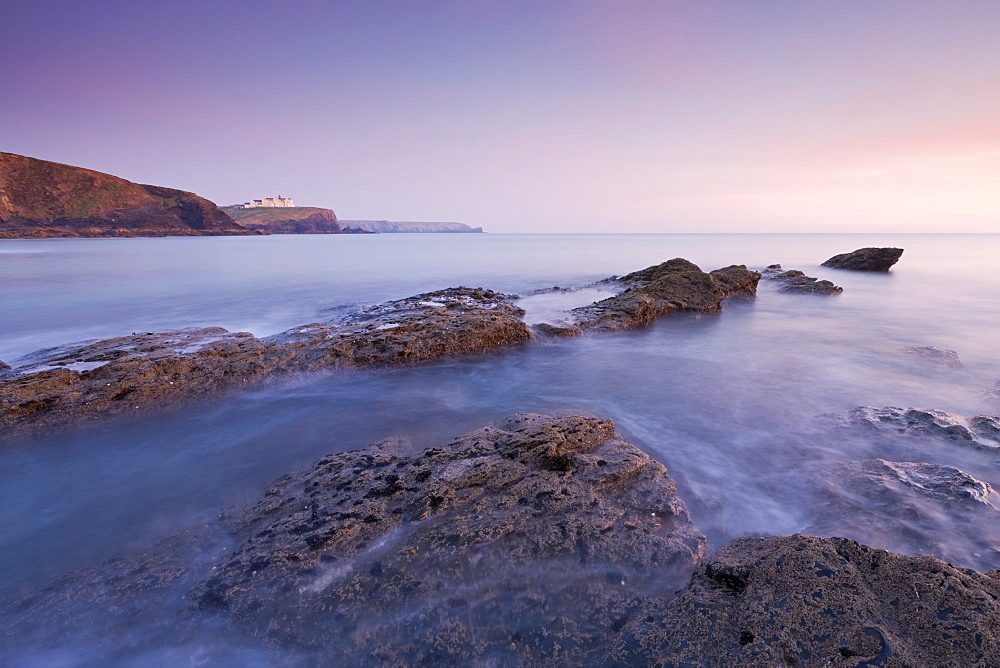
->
[0, 360, 9, 372]
[821, 247, 903, 271]
[534, 322, 583, 337]
[617, 534, 1000, 666]
[265, 287, 531, 373]
[189, 413, 706, 662]
[571, 259, 760, 331]
[905, 345, 963, 369]
[806, 459, 1000, 568]
[822, 405, 1000, 450]
[762, 264, 842, 295]
[0, 288, 531, 439]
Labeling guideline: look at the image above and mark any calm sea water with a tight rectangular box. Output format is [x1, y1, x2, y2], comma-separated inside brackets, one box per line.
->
[2, 233, 999, 662]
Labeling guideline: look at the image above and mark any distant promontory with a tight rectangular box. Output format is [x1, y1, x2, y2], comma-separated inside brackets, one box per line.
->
[0, 152, 255, 239]
[222, 206, 371, 234]
[341, 219, 483, 233]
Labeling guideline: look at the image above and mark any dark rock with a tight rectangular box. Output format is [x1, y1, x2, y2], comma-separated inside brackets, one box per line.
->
[763, 265, 843, 295]
[971, 415, 1000, 442]
[534, 323, 583, 337]
[571, 259, 760, 331]
[0, 151, 255, 238]
[821, 247, 903, 271]
[0, 289, 531, 439]
[821, 405, 1000, 450]
[0, 360, 9, 372]
[906, 345, 963, 369]
[618, 535, 1000, 665]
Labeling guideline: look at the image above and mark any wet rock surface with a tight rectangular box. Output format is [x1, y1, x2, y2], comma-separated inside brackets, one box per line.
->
[4, 414, 1000, 664]
[619, 534, 1000, 666]
[905, 345, 963, 369]
[568, 259, 760, 331]
[822, 405, 1000, 450]
[822, 246, 904, 271]
[0, 288, 531, 439]
[806, 459, 1000, 568]
[763, 264, 843, 295]
[2, 414, 707, 664]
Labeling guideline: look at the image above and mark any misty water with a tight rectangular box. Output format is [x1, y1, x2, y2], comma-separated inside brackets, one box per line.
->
[2, 233, 1000, 663]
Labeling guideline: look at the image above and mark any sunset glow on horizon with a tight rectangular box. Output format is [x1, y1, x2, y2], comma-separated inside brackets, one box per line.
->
[3, 0, 999, 232]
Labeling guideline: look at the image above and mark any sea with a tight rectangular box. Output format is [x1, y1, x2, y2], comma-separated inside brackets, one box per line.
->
[2, 232, 999, 663]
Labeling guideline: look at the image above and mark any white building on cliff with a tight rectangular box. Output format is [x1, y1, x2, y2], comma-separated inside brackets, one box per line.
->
[238, 196, 295, 208]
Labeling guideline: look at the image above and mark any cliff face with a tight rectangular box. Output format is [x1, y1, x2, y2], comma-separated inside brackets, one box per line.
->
[222, 206, 354, 234]
[341, 219, 483, 233]
[0, 152, 254, 238]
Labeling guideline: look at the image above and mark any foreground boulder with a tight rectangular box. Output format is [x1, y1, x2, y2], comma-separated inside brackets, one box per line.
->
[0, 288, 531, 439]
[2, 414, 707, 664]
[762, 264, 843, 295]
[821, 247, 903, 271]
[568, 259, 760, 331]
[619, 534, 1000, 665]
[0, 151, 255, 238]
[4, 415, 999, 664]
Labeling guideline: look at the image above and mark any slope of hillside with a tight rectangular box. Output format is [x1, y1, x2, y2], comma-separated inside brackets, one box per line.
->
[222, 206, 370, 234]
[0, 152, 254, 238]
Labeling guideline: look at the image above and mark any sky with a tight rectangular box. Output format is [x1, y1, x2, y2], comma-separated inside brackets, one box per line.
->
[3, 0, 1000, 233]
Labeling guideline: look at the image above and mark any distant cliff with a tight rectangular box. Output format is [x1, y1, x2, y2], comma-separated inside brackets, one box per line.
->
[339, 220, 484, 233]
[0, 152, 255, 238]
[222, 206, 371, 234]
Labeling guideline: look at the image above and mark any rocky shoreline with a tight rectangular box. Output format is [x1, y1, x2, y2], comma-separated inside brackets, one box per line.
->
[5, 245, 1000, 663]
[3, 413, 998, 664]
[0, 260, 758, 440]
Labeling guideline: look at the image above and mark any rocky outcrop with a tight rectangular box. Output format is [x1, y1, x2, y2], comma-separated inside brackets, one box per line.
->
[905, 345, 963, 369]
[5, 416, 999, 665]
[568, 259, 760, 331]
[763, 264, 843, 295]
[822, 405, 1000, 450]
[1, 414, 707, 664]
[619, 534, 1000, 665]
[0, 152, 254, 238]
[222, 206, 373, 234]
[264, 287, 531, 373]
[0, 288, 531, 439]
[189, 413, 705, 661]
[822, 247, 903, 271]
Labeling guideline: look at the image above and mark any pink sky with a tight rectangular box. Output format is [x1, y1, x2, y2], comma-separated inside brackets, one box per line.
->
[2, 0, 999, 232]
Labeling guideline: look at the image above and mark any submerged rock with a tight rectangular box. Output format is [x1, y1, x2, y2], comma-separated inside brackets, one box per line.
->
[762, 264, 843, 295]
[822, 405, 1000, 450]
[806, 459, 1000, 568]
[905, 345, 963, 369]
[821, 247, 903, 271]
[0, 288, 531, 439]
[570, 259, 760, 331]
[533, 322, 583, 337]
[618, 534, 1000, 666]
